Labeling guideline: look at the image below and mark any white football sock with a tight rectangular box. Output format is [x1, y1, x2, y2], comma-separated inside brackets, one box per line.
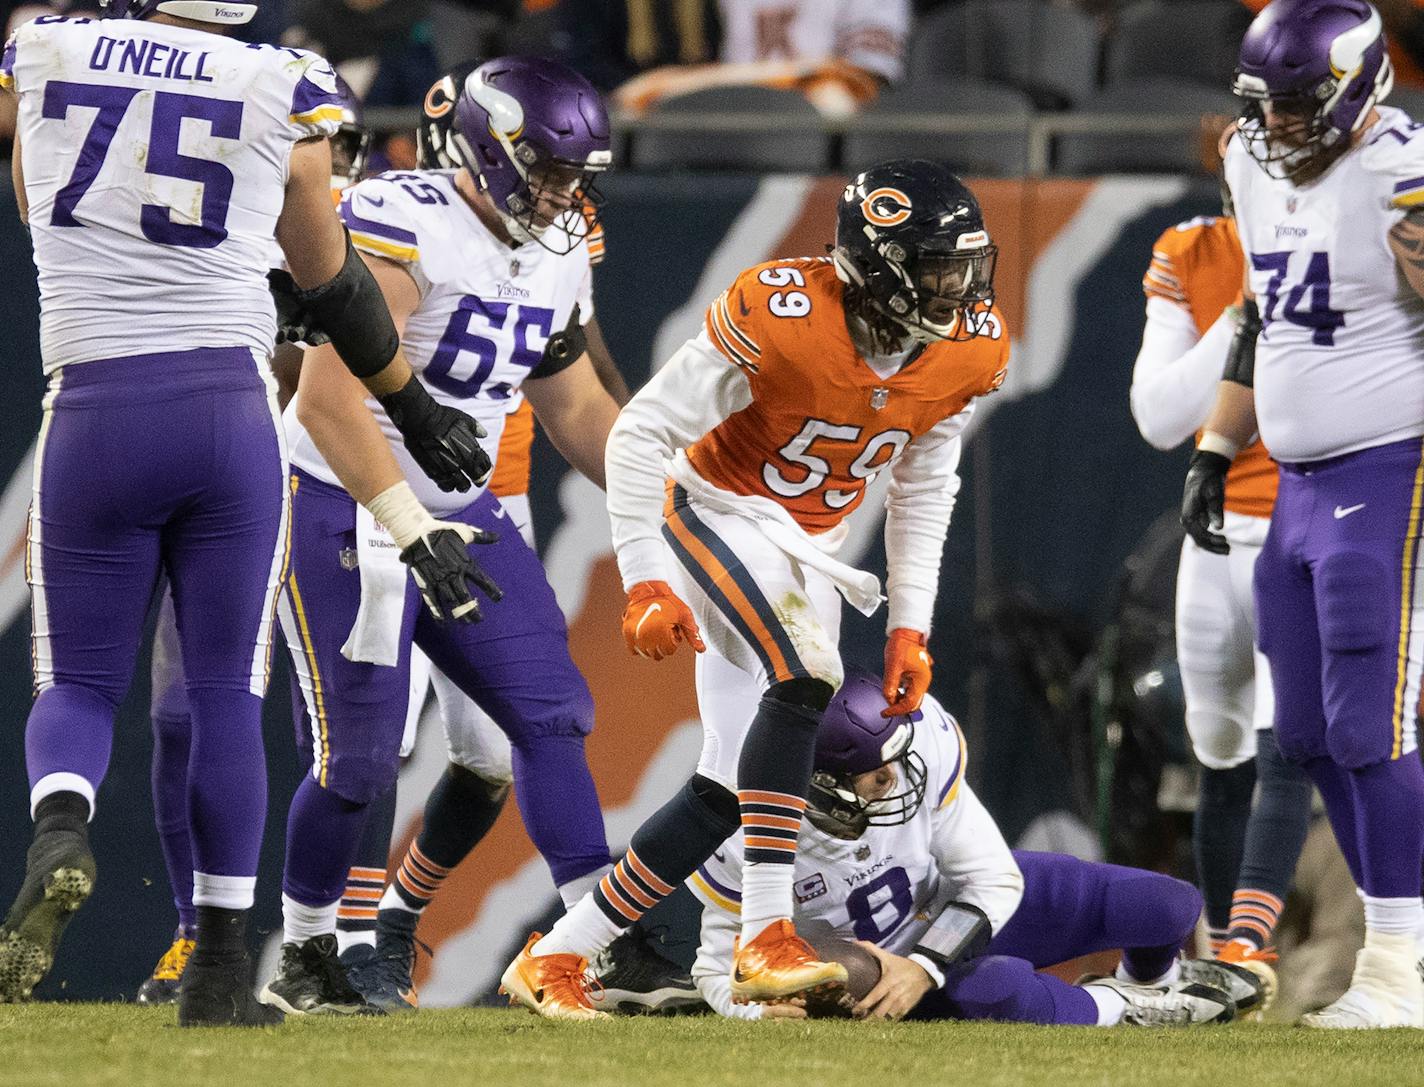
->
[1086, 984, 1126, 1026]
[1362, 895, 1423, 938]
[282, 894, 337, 945]
[531, 892, 624, 961]
[335, 930, 375, 954]
[379, 883, 419, 914]
[739, 862, 794, 942]
[558, 864, 611, 910]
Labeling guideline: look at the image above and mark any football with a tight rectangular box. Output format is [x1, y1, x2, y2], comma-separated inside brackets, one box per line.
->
[801, 931, 883, 1017]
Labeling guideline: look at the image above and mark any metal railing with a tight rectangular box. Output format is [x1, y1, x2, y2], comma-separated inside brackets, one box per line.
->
[363, 107, 1207, 177]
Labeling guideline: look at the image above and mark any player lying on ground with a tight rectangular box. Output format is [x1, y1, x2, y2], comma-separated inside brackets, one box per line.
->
[259, 56, 633, 1016]
[501, 158, 1009, 1021]
[1129, 126, 1311, 1006]
[690, 673, 1255, 1026]
[0, 0, 489, 1027]
[1182, 0, 1424, 1030]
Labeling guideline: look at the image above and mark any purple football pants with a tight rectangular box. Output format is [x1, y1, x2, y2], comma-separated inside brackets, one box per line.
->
[912, 851, 1202, 1025]
[278, 468, 610, 907]
[24, 348, 287, 909]
[149, 582, 197, 931]
[1254, 438, 1424, 898]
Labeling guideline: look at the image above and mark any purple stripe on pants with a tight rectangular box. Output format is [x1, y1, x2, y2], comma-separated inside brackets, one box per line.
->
[24, 348, 286, 890]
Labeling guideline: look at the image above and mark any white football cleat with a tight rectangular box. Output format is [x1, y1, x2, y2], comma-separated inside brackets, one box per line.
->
[1301, 945, 1424, 1030]
[1083, 976, 1236, 1027]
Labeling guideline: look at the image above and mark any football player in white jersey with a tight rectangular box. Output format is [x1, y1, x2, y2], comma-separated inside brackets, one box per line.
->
[1183, 0, 1424, 1029]
[262, 56, 627, 1015]
[690, 671, 1242, 1027]
[0, 0, 491, 1026]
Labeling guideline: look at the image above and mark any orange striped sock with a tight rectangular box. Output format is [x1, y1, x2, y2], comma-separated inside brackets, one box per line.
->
[391, 841, 451, 913]
[593, 848, 675, 926]
[1225, 888, 1284, 951]
[739, 789, 806, 938]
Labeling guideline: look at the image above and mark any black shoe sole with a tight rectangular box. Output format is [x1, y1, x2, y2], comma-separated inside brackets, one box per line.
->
[0, 864, 94, 1003]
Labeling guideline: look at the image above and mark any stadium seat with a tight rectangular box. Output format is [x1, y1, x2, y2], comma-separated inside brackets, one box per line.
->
[629, 85, 828, 172]
[841, 81, 1035, 177]
[1055, 79, 1240, 175]
[907, 0, 1101, 110]
[1105, 0, 1253, 90]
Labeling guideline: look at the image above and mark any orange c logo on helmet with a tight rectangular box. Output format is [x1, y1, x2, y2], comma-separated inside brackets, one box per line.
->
[861, 187, 912, 227]
[424, 76, 457, 120]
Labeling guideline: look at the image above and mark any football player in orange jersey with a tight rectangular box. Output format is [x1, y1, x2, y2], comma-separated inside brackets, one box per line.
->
[1130, 159, 1311, 1010]
[500, 160, 1009, 1020]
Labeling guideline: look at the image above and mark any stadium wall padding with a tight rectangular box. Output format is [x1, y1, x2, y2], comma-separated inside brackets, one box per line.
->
[0, 171, 1219, 1002]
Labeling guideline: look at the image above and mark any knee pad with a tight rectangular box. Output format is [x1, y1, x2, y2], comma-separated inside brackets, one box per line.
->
[324, 754, 399, 806]
[767, 676, 834, 713]
[686, 772, 740, 832]
[506, 684, 596, 742]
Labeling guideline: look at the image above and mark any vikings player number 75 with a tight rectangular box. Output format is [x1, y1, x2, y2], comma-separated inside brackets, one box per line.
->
[42, 79, 242, 248]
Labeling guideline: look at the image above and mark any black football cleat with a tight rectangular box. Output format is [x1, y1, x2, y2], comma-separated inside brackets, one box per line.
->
[0, 828, 96, 1003]
[591, 927, 704, 1015]
[259, 934, 381, 1016]
[343, 910, 420, 1013]
[1177, 956, 1267, 1017]
[178, 952, 284, 1027]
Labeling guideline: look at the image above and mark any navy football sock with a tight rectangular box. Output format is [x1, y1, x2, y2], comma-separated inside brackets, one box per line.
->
[1193, 760, 1256, 941]
[336, 781, 398, 941]
[390, 764, 506, 912]
[1228, 729, 1312, 948]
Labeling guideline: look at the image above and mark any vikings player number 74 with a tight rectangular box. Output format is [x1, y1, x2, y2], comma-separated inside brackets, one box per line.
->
[42, 79, 242, 248]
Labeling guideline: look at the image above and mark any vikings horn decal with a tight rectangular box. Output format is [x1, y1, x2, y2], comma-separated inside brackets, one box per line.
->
[861, 187, 912, 228]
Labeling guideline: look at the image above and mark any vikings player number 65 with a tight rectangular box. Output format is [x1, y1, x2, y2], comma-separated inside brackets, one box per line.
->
[43, 80, 242, 245]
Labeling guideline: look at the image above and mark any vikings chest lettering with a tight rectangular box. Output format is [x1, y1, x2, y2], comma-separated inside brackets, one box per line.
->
[422, 293, 555, 401]
[89, 36, 215, 84]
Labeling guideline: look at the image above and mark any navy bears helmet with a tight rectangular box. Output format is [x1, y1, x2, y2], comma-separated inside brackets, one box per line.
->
[834, 159, 998, 346]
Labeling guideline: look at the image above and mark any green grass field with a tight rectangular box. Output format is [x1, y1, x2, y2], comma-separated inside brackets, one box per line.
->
[5, 1006, 1424, 1087]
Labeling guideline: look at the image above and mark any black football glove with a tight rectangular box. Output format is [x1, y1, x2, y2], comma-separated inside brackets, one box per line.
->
[267, 269, 332, 347]
[1181, 448, 1232, 555]
[399, 522, 503, 623]
[378, 376, 493, 493]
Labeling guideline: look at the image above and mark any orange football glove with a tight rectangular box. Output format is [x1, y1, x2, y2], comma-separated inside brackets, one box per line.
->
[883, 628, 933, 716]
[622, 580, 706, 660]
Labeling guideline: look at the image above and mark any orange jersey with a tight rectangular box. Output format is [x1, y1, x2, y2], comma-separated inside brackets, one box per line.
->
[1144, 216, 1277, 519]
[689, 257, 1009, 535]
[489, 398, 534, 498]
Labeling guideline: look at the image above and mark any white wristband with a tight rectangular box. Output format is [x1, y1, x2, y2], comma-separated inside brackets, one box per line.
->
[908, 952, 946, 990]
[1197, 431, 1240, 461]
[365, 481, 439, 550]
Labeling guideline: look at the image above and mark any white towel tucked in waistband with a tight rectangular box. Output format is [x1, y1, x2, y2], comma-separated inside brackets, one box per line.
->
[668, 451, 884, 617]
[340, 504, 408, 667]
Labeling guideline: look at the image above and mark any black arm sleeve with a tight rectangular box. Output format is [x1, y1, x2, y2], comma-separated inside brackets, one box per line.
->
[1222, 297, 1260, 389]
[294, 232, 401, 380]
[528, 302, 588, 381]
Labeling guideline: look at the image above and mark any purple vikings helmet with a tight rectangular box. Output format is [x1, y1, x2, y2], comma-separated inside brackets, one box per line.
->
[1233, 0, 1392, 180]
[806, 672, 929, 840]
[330, 74, 371, 191]
[100, 0, 257, 23]
[450, 56, 611, 253]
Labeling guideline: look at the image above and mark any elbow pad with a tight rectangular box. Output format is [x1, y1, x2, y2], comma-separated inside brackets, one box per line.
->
[529, 303, 587, 380]
[911, 901, 991, 974]
[295, 232, 401, 379]
[1222, 298, 1260, 389]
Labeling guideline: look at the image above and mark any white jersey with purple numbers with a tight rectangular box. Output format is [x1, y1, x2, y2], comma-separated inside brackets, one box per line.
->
[0, 15, 343, 372]
[284, 169, 594, 517]
[690, 697, 969, 957]
[1225, 105, 1424, 462]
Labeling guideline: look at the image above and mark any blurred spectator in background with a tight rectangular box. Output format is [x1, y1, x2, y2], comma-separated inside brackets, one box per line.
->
[552, 0, 719, 91]
[612, 0, 908, 117]
[1240, 0, 1424, 88]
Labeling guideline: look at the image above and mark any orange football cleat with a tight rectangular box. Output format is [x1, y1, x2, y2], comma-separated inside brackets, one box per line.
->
[730, 918, 849, 1004]
[499, 933, 608, 1021]
[1216, 940, 1279, 1015]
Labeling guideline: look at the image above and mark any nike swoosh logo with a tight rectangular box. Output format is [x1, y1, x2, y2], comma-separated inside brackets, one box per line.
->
[634, 602, 662, 638]
[1334, 503, 1366, 519]
[714, 850, 726, 863]
[365, 194, 386, 207]
[737, 294, 750, 318]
